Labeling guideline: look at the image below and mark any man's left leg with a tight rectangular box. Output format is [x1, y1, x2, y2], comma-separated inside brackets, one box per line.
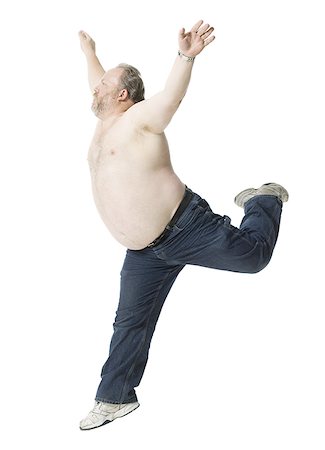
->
[152, 184, 287, 274]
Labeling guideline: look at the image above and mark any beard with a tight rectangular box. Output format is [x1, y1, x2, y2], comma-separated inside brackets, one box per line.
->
[91, 94, 109, 118]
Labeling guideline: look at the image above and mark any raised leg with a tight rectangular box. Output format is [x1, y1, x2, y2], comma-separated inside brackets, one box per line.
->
[152, 192, 284, 274]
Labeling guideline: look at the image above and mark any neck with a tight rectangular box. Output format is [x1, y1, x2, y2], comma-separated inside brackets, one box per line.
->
[99, 100, 134, 121]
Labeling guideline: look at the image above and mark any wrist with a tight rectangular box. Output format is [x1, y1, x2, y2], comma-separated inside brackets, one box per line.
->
[178, 50, 195, 62]
[84, 50, 97, 60]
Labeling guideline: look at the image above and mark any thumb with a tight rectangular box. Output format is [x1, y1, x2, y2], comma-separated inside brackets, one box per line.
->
[179, 27, 185, 39]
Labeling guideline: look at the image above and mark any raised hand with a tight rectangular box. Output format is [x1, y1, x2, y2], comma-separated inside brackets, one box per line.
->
[79, 30, 96, 56]
[178, 20, 215, 57]
[78, 30, 105, 93]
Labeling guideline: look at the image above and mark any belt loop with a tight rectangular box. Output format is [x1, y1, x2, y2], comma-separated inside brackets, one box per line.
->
[223, 215, 231, 225]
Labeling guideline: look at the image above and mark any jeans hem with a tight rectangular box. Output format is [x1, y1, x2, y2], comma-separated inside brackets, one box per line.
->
[245, 194, 282, 209]
[95, 396, 138, 405]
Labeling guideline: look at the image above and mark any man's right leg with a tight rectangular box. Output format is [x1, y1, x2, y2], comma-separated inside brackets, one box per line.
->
[80, 247, 184, 430]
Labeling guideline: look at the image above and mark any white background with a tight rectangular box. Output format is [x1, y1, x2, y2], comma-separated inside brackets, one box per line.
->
[1, 0, 324, 448]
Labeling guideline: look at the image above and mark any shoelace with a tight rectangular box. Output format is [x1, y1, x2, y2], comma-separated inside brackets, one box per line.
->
[85, 403, 104, 424]
[92, 401, 102, 413]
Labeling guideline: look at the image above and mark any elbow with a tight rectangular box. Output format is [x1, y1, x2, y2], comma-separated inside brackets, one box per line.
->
[162, 89, 186, 108]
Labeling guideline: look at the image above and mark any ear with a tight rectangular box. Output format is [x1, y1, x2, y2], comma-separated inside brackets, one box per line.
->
[118, 88, 129, 102]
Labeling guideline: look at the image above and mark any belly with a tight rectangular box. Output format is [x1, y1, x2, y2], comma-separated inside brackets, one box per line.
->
[91, 167, 185, 250]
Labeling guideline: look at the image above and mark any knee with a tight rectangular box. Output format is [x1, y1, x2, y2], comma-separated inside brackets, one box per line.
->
[245, 260, 269, 274]
[242, 246, 272, 274]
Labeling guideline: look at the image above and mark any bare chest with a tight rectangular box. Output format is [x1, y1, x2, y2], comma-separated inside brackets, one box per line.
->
[88, 122, 127, 171]
[88, 119, 170, 176]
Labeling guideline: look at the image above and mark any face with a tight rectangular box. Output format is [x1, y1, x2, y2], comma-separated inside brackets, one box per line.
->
[91, 68, 124, 118]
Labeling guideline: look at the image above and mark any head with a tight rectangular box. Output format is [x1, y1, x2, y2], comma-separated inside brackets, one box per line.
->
[91, 64, 145, 119]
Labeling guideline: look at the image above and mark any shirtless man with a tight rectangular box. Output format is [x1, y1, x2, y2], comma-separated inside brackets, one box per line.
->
[78, 20, 288, 430]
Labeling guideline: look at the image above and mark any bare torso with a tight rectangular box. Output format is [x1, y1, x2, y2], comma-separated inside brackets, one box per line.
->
[88, 110, 185, 250]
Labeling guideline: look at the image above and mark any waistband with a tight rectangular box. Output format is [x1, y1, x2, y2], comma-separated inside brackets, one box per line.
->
[147, 187, 194, 248]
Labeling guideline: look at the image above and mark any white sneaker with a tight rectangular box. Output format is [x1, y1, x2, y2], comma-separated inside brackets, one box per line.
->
[234, 182, 289, 208]
[80, 401, 140, 430]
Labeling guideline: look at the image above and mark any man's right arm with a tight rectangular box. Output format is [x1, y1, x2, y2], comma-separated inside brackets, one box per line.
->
[79, 31, 105, 93]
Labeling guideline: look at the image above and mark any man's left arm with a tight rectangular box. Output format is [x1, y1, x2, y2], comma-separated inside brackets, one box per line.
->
[131, 20, 215, 134]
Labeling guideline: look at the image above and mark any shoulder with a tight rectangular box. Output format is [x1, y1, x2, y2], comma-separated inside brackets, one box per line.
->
[124, 100, 150, 132]
[124, 94, 174, 135]
[125, 99, 147, 119]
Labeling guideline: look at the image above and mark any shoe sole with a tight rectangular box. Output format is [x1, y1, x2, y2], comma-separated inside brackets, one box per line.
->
[79, 403, 140, 431]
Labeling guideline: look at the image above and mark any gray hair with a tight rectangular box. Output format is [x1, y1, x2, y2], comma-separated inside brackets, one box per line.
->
[117, 63, 145, 103]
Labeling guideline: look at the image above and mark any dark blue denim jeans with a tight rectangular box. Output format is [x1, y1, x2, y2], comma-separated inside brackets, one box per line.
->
[95, 188, 283, 404]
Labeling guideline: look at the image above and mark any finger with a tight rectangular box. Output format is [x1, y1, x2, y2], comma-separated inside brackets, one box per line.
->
[203, 35, 216, 46]
[179, 27, 185, 39]
[191, 19, 204, 33]
[196, 23, 210, 36]
[79, 30, 89, 40]
[201, 27, 214, 39]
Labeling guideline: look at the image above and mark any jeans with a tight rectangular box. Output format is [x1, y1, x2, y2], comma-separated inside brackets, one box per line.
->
[95, 188, 283, 404]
